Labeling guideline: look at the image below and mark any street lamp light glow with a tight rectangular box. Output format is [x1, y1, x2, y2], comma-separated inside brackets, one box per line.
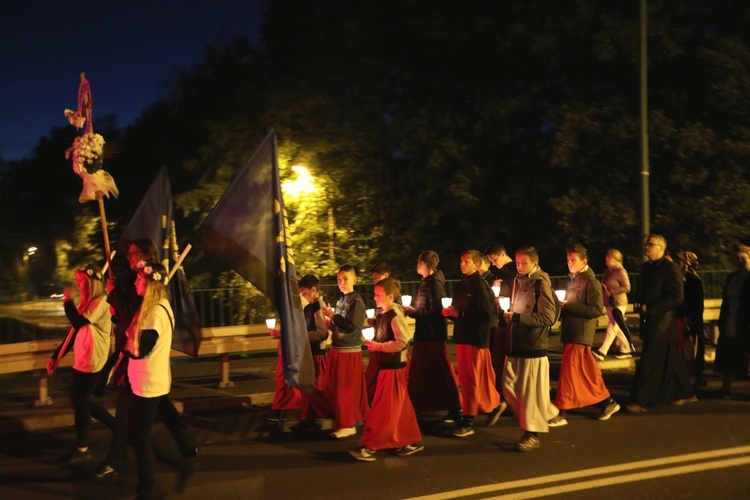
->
[27, 246, 37, 255]
[282, 165, 318, 200]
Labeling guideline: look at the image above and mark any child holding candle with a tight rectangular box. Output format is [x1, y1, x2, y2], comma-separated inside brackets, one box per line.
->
[442, 250, 505, 437]
[403, 250, 462, 423]
[323, 265, 369, 439]
[349, 277, 423, 461]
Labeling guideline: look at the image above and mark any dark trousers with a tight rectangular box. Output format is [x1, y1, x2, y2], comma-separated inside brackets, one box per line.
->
[106, 390, 196, 468]
[70, 369, 115, 448]
[127, 393, 161, 496]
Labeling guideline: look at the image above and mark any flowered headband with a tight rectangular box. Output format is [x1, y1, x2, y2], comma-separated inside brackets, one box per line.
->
[136, 260, 169, 285]
[76, 266, 103, 281]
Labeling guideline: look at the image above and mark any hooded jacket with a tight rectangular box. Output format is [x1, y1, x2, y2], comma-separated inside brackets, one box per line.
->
[560, 266, 605, 345]
[508, 267, 556, 357]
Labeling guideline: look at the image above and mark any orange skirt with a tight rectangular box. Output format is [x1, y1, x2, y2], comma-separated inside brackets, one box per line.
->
[300, 353, 334, 420]
[408, 341, 462, 412]
[272, 343, 302, 410]
[361, 367, 422, 450]
[456, 344, 501, 416]
[554, 343, 610, 410]
[326, 349, 369, 429]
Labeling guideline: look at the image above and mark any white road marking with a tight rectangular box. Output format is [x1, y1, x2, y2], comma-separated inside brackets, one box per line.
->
[405, 445, 750, 500]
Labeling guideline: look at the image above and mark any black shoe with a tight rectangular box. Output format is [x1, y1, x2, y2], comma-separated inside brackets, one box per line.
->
[94, 462, 119, 478]
[486, 402, 507, 427]
[516, 432, 540, 452]
[394, 442, 424, 457]
[452, 423, 475, 437]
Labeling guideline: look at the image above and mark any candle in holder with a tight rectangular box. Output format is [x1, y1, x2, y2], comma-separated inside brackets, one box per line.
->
[499, 297, 511, 311]
[265, 318, 277, 329]
[491, 285, 501, 297]
[555, 290, 566, 302]
[362, 327, 375, 341]
[366, 308, 375, 319]
[441, 297, 452, 308]
[401, 295, 412, 307]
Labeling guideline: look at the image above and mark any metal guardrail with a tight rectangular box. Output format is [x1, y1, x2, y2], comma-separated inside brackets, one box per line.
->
[194, 270, 730, 328]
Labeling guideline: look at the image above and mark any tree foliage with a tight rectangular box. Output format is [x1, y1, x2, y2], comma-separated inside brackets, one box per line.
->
[2, 0, 750, 299]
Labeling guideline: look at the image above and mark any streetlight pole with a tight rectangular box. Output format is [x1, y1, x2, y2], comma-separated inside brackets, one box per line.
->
[640, 0, 650, 244]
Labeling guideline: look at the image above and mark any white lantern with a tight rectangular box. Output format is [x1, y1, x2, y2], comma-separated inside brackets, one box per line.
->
[491, 285, 501, 297]
[441, 297, 453, 308]
[401, 295, 412, 307]
[555, 290, 566, 302]
[265, 318, 277, 329]
[365, 308, 375, 319]
[499, 297, 511, 312]
[362, 327, 375, 341]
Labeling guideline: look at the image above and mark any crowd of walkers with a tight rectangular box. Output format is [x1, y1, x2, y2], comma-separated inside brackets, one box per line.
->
[264, 235, 750, 458]
[47, 235, 750, 494]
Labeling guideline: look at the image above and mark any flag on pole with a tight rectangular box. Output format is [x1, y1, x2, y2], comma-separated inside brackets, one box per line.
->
[193, 130, 315, 393]
[118, 166, 202, 356]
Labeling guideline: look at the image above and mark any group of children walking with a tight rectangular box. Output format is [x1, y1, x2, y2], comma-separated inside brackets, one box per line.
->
[269, 244, 622, 460]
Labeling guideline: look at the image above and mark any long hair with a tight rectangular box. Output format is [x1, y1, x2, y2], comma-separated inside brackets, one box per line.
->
[75, 265, 105, 312]
[136, 261, 169, 332]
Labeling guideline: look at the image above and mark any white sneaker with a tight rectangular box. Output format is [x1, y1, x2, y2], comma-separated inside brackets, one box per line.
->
[330, 427, 357, 439]
[548, 415, 568, 427]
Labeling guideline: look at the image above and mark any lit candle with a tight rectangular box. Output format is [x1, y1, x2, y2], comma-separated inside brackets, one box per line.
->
[499, 297, 511, 311]
[441, 297, 453, 308]
[265, 318, 277, 329]
[362, 327, 375, 341]
[491, 285, 501, 297]
[555, 290, 566, 302]
[401, 295, 412, 307]
[366, 308, 375, 319]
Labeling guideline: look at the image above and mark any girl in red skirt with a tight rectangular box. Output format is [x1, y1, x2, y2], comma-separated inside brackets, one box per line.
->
[349, 277, 423, 461]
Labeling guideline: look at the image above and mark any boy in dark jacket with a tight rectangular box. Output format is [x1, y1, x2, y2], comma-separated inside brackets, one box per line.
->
[443, 250, 504, 437]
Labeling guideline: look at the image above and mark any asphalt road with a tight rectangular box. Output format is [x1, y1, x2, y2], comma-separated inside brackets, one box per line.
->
[1, 371, 749, 499]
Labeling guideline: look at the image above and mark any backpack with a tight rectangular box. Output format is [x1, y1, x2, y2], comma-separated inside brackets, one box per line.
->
[534, 279, 561, 326]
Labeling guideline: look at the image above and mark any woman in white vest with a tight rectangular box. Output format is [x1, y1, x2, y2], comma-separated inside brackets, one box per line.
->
[47, 265, 112, 464]
[126, 260, 173, 498]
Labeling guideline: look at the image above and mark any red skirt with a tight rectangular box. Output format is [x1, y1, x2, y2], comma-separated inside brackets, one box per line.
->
[456, 344, 501, 416]
[361, 367, 422, 450]
[408, 341, 462, 412]
[326, 349, 369, 429]
[272, 343, 302, 410]
[300, 353, 334, 420]
[554, 343, 610, 410]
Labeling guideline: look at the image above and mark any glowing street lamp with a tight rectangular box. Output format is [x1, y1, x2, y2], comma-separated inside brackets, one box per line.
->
[282, 166, 318, 199]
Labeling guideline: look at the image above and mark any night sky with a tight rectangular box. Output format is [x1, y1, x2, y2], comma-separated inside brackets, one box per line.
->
[0, 0, 263, 162]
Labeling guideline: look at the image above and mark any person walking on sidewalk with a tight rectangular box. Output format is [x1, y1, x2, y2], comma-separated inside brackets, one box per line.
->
[47, 264, 113, 465]
[593, 249, 634, 360]
[502, 246, 561, 452]
[554, 245, 620, 424]
[349, 278, 423, 461]
[443, 250, 504, 438]
[627, 235, 696, 413]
